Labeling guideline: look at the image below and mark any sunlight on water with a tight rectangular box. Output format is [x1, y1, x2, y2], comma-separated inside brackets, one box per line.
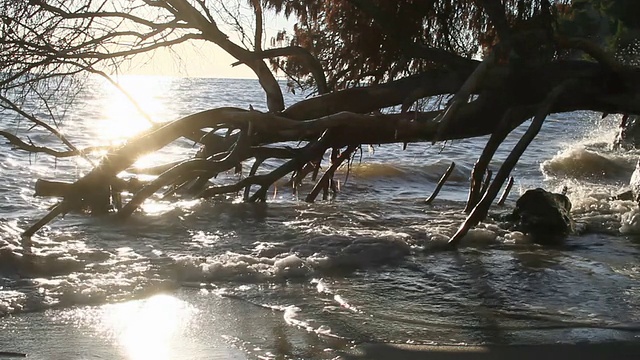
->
[139, 199, 200, 216]
[133, 152, 173, 169]
[97, 75, 171, 143]
[99, 294, 196, 360]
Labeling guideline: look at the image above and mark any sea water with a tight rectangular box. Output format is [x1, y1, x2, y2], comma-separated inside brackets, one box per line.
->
[0, 76, 639, 359]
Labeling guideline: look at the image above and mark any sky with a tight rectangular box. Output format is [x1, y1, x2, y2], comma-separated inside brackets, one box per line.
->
[119, 5, 294, 79]
[120, 41, 257, 79]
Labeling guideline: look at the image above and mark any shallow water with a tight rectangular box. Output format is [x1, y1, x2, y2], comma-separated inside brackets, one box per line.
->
[0, 77, 639, 358]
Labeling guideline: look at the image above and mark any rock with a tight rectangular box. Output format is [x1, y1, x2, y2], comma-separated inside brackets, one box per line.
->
[505, 188, 574, 245]
[613, 115, 640, 150]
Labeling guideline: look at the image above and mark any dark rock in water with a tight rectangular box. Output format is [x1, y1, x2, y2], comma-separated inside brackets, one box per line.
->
[614, 115, 640, 150]
[504, 188, 574, 245]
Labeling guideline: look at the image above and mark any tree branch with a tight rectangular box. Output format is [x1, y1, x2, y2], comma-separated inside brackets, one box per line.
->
[164, 0, 284, 111]
[232, 46, 329, 94]
[0, 131, 106, 158]
[250, 0, 263, 52]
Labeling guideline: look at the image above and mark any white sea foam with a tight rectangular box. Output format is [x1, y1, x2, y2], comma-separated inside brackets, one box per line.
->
[174, 236, 413, 283]
[283, 304, 335, 337]
[311, 278, 360, 313]
[620, 208, 640, 234]
[541, 146, 633, 180]
[0, 290, 27, 316]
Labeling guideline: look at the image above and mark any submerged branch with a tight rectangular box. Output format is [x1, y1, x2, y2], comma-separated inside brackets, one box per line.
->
[305, 145, 357, 202]
[425, 162, 455, 205]
[497, 176, 515, 206]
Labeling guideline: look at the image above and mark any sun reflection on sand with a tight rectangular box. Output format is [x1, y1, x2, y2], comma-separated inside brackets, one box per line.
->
[99, 294, 197, 360]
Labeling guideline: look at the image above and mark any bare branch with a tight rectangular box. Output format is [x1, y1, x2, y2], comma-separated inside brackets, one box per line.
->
[164, 0, 284, 111]
[34, 1, 190, 30]
[0, 93, 94, 163]
[232, 46, 329, 94]
[250, 0, 263, 52]
[0, 130, 107, 158]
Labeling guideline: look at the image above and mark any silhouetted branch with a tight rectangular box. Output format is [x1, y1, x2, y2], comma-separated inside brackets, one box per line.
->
[497, 176, 514, 206]
[425, 162, 455, 205]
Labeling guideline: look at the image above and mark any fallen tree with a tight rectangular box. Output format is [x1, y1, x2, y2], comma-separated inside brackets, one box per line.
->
[1, 0, 640, 247]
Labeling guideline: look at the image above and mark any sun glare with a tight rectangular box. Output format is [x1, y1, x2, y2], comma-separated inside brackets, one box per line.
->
[98, 75, 172, 143]
[99, 294, 197, 360]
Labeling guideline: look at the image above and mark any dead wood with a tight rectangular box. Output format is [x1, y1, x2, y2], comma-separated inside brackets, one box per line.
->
[463, 109, 515, 213]
[425, 162, 455, 205]
[497, 176, 515, 206]
[305, 145, 357, 203]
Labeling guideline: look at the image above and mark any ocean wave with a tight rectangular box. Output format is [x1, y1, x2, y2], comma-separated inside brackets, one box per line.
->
[337, 161, 471, 183]
[541, 146, 634, 181]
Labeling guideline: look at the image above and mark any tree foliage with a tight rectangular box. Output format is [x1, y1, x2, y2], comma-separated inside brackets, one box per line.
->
[267, 0, 576, 90]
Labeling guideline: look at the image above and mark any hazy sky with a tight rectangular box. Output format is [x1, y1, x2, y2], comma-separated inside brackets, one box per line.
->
[120, 7, 294, 79]
[120, 41, 257, 79]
